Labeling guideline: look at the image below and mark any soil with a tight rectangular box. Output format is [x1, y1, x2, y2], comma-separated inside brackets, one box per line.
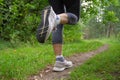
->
[28, 44, 108, 80]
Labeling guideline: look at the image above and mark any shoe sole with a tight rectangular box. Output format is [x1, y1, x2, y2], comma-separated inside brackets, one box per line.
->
[36, 6, 51, 43]
[53, 65, 73, 72]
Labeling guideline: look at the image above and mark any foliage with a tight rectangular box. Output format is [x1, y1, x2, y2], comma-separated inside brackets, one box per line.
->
[103, 11, 119, 24]
[64, 22, 82, 43]
[82, 0, 120, 39]
[0, 0, 48, 42]
[81, 0, 119, 23]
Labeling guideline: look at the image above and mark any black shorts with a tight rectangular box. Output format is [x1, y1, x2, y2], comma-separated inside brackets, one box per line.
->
[48, 0, 80, 20]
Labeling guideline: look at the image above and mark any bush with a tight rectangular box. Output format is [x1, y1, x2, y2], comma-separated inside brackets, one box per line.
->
[64, 22, 82, 43]
[0, 0, 48, 42]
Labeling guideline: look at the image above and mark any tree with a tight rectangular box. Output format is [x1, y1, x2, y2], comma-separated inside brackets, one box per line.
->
[82, 0, 120, 39]
[103, 11, 119, 38]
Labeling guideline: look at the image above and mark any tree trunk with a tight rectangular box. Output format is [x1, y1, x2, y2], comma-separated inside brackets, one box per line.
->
[107, 23, 112, 38]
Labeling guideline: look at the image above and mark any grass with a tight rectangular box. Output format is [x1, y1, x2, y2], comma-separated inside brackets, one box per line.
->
[0, 40, 103, 80]
[69, 39, 120, 80]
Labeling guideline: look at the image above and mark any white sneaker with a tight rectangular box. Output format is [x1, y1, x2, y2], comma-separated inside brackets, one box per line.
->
[36, 6, 57, 43]
[53, 60, 73, 72]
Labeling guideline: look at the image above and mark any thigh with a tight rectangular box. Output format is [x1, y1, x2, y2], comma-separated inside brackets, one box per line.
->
[48, 0, 64, 14]
[64, 0, 80, 20]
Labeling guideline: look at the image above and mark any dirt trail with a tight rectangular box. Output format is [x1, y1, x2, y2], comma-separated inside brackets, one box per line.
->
[28, 44, 108, 80]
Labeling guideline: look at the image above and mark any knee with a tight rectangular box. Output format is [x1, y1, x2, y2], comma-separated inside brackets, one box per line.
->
[67, 13, 78, 25]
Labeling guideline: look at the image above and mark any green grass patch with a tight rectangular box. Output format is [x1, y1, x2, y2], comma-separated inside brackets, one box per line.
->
[0, 40, 12, 50]
[69, 40, 120, 80]
[0, 40, 102, 80]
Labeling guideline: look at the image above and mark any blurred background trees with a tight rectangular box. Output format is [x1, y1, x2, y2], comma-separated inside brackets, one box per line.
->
[82, 0, 120, 40]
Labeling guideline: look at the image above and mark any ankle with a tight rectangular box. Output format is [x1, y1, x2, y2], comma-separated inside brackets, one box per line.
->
[55, 15, 61, 25]
[56, 55, 65, 62]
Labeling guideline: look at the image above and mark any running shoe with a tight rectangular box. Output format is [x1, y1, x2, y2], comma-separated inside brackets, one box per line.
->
[53, 60, 73, 72]
[36, 6, 57, 43]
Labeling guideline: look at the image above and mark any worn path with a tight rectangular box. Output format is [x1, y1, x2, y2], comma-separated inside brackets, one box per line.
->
[28, 44, 108, 80]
